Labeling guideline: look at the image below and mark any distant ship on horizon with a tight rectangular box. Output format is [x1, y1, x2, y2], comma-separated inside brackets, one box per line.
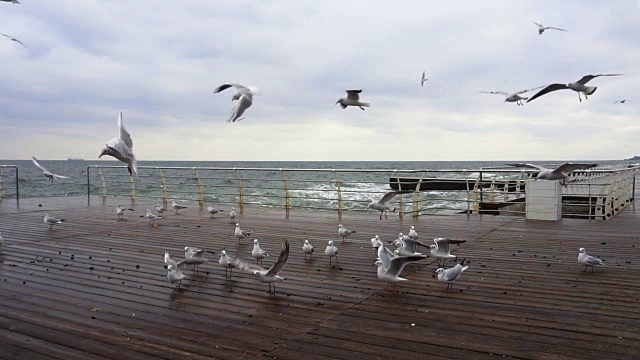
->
[67, 157, 85, 161]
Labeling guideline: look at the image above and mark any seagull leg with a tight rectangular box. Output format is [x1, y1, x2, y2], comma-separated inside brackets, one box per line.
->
[384, 211, 388, 219]
[336, 256, 339, 266]
[584, 266, 587, 272]
[359, 106, 365, 111]
[578, 93, 582, 102]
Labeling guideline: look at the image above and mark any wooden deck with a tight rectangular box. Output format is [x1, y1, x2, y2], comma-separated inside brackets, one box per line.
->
[1, 196, 639, 360]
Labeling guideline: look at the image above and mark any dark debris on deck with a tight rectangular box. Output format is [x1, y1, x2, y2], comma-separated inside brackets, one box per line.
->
[0, 196, 639, 360]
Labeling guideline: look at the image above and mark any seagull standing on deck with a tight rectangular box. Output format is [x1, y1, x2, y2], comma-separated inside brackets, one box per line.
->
[43, 213, 65, 230]
[533, 22, 567, 35]
[369, 191, 402, 220]
[479, 86, 544, 106]
[324, 241, 339, 266]
[144, 209, 162, 226]
[251, 239, 269, 265]
[229, 207, 237, 222]
[218, 250, 236, 278]
[234, 223, 253, 244]
[507, 163, 597, 186]
[115, 205, 135, 221]
[31, 157, 70, 182]
[170, 199, 187, 214]
[408, 226, 418, 240]
[212, 83, 261, 123]
[578, 248, 605, 272]
[155, 204, 167, 215]
[336, 89, 370, 110]
[337, 224, 356, 242]
[302, 239, 314, 260]
[436, 258, 469, 291]
[526, 74, 623, 103]
[205, 205, 225, 218]
[99, 112, 138, 177]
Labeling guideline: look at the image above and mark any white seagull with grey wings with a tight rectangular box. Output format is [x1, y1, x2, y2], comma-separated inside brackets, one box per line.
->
[31, 157, 70, 182]
[479, 85, 544, 106]
[533, 22, 567, 35]
[213, 83, 261, 123]
[507, 163, 597, 186]
[527, 74, 623, 103]
[99, 112, 138, 177]
[336, 89, 370, 110]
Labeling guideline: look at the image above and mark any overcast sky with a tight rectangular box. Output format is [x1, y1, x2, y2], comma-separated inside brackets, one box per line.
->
[0, 0, 638, 161]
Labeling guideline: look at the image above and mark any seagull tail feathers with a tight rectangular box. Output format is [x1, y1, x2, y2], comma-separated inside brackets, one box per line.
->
[361, 102, 370, 107]
[584, 86, 597, 96]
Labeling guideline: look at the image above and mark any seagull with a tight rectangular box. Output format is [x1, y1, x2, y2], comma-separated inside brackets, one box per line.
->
[234, 223, 252, 244]
[114, 205, 134, 221]
[233, 240, 290, 295]
[170, 199, 187, 214]
[302, 239, 314, 260]
[205, 205, 225, 218]
[213, 83, 261, 123]
[392, 237, 429, 257]
[155, 204, 167, 215]
[336, 89, 370, 110]
[408, 226, 418, 240]
[375, 253, 428, 293]
[324, 240, 339, 266]
[166, 264, 186, 287]
[183, 246, 213, 273]
[368, 191, 402, 219]
[31, 157, 70, 182]
[430, 238, 467, 266]
[337, 224, 356, 242]
[533, 22, 567, 35]
[421, 71, 428, 87]
[506, 163, 597, 186]
[614, 99, 627, 104]
[436, 258, 469, 291]
[229, 207, 237, 222]
[218, 250, 236, 278]
[479, 86, 544, 106]
[526, 74, 624, 103]
[371, 235, 382, 253]
[1, 33, 26, 48]
[144, 209, 162, 226]
[99, 112, 138, 177]
[251, 239, 269, 265]
[43, 213, 65, 230]
[578, 248, 605, 272]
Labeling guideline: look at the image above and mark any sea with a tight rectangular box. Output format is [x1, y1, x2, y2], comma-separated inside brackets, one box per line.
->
[0, 159, 632, 214]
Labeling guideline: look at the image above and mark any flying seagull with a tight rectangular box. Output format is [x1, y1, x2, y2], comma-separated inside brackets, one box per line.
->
[533, 22, 567, 35]
[421, 71, 428, 87]
[336, 89, 370, 110]
[99, 112, 138, 177]
[233, 240, 290, 295]
[31, 157, 70, 182]
[507, 163, 597, 186]
[368, 191, 405, 220]
[614, 99, 627, 104]
[527, 74, 624, 103]
[213, 83, 261, 123]
[479, 86, 544, 106]
[1, 33, 26, 48]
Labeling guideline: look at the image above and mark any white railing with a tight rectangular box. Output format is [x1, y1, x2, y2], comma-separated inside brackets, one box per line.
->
[0, 165, 20, 206]
[84, 164, 639, 220]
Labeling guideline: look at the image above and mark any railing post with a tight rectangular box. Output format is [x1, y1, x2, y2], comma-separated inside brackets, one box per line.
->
[159, 168, 168, 208]
[0, 169, 3, 204]
[479, 171, 484, 204]
[129, 173, 136, 207]
[412, 172, 425, 218]
[195, 168, 204, 210]
[334, 170, 343, 216]
[394, 170, 403, 219]
[14, 165, 19, 207]
[87, 166, 91, 206]
[97, 168, 107, 205]
[281, 169, 290, 218]
[472, 177, 480, 215]
[488, 177, 496, 202]
[464, 170, 471, 215]
[234, 168, 244, 209]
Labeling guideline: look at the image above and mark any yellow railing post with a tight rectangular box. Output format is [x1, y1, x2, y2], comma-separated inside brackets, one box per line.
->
[489, 177, 496, 202]
[234, 168, 244, 209]
[394, 170, 403, 219]
[195, 168, 204, 210]
[281, 169, 290, 218]
[129, 172, 136, 206]
[159, 168, 168, 208]
[472, 177, 480, 215]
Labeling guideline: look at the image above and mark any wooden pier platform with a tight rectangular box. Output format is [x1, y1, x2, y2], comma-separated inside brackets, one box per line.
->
[0, 196, 639, 360]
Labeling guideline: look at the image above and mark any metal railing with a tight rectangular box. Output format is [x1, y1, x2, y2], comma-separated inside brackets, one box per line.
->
[85, 164, 639, 220]
[0, 165, 19, 206]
